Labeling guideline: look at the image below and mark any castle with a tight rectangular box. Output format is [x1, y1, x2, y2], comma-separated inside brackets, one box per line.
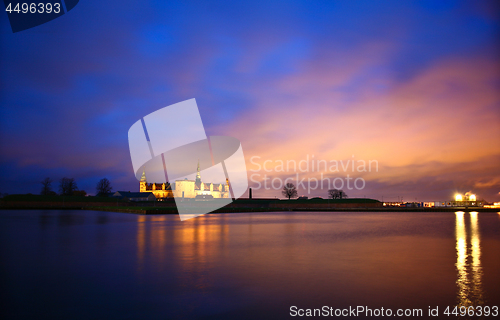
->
[139, 162, 230, 199]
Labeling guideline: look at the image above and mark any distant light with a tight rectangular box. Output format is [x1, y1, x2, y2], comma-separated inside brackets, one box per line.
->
[455, 194, 463, 201]
[469, 194, 476, 201]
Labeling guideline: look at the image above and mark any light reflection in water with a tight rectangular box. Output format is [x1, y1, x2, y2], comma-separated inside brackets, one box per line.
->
[455, 211, 484, 306]
[137, 215, 146, 272]
[455, 212, 468, 305]
[136, 214, 229, 283]
[469, 212, 483, 305]
[136, 215, 171, 273]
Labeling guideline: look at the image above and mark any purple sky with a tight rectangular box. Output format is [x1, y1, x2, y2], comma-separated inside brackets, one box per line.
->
[1, 0, 499, 201]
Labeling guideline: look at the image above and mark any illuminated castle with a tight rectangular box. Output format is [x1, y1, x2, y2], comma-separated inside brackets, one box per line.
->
[139, 162, 230, 199]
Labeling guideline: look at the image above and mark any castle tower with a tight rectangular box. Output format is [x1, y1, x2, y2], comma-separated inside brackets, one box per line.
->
[140, 170, 147, 192]
[195, 160, 202, 187]
[225, 178, 230, 199]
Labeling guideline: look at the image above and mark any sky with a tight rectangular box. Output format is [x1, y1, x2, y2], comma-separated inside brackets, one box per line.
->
[1, 0, 499, 201]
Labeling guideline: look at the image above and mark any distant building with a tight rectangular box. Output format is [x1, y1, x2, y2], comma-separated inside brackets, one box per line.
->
[433, 193, 483, 207]
[139, 162, 230, 200]
[484, 202, 500, 209]
[383, 202, 403, 207]
[113, 191, 156, 201]
[383, 201, 483, 208]
[451, 192, 483, 207]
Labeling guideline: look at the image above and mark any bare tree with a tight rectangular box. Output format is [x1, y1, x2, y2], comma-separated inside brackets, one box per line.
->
[59, 177, 78, 196]
[96, 178, 112, 196]
[282, 183, 298, 200]
[41, 177, 53, 195]
[328, 189, 348, 199]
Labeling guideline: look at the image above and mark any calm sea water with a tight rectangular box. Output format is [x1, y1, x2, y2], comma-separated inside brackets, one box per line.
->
[1, 210, 499, 319]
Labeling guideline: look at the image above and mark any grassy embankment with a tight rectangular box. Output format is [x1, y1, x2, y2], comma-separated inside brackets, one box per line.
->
[1, 195, 496, 214]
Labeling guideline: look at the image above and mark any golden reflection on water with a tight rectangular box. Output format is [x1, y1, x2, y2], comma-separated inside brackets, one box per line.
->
[469, 212, 483, 305]
[455, 212, 467, 304]
[136, 215, 228, 276]
[137, 215, 170, 272]
[455, 211, 484, 306]
[137, 215, 146, 272]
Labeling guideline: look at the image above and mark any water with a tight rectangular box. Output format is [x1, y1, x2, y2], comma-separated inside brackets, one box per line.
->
[1, 210, 499, 319]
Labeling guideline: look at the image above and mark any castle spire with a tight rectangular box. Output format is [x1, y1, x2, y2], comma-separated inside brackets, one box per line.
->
[195, 160, 202, 186]
[196, 160, 201, 180]
[140, 169, 147, 182]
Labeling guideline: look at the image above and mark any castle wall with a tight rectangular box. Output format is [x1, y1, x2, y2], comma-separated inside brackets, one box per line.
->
[174, 180, 196, 198]
[140, 171, 229, 199]
[151, 190, 173, 199]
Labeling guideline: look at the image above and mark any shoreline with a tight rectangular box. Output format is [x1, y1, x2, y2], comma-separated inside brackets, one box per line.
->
[1, 195, 496, 214]
[1, 205, 497, 215]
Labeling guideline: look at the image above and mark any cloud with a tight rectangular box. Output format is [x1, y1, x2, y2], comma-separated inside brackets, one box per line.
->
[217, 54, 500, 200]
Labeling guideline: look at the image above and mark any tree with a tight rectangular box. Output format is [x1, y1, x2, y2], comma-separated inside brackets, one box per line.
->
[96, 178, 112, 196]
[328, 189, 348, 199]
[73, 190, 87, 197]
[282, 183, 298, 200]
[59, 177, 78, 196]
[40, 177, 53, 195]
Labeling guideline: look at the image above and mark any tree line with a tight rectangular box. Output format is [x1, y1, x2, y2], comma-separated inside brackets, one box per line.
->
[281, 183, 348, 200]
[40, 177, 113, 196]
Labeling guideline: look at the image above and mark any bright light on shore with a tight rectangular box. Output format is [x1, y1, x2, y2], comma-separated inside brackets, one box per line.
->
[455, 194, 463, 201]
[469, 194, 476, 201]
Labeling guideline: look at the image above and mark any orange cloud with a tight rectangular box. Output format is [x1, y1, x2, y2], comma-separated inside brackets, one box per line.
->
[213, 55, 500, 200]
